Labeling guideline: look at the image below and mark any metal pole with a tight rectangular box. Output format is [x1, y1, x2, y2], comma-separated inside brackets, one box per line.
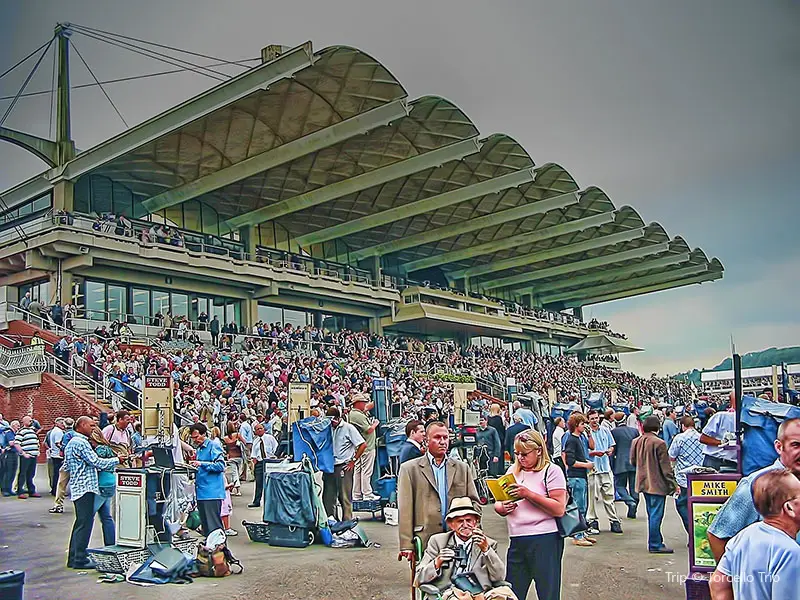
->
[54, 23, 75, 164]
[733, 353, 743, 473]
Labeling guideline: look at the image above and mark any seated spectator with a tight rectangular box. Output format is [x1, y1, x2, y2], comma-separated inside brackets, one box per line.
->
[415, 497, 507, 597]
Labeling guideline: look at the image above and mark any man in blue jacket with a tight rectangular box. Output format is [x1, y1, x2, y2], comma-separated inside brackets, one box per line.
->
[189, 423, 226, 536]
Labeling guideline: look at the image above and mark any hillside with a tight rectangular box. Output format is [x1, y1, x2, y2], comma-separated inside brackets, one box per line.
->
[673, 346, 800, 386]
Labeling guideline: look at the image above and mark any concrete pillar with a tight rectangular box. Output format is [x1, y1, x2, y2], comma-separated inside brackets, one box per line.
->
[0, 284, 19, 306]
[53, 180, 74, 213]
[48, 269, 73, 306]
[573, 305, 584, 321]
[368, 315, 384, 335]
[240, 225, 257, 259]
[244, 297, 259, 329]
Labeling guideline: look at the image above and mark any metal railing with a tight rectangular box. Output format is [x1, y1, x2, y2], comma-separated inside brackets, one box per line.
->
[3, 301, 78, 339]
[0, 343, 47, 377]
[2, 302, 144, 406]
[52, 213, 385, 290]
[473, 374, 506, 400]
[45, 353, 138, 413]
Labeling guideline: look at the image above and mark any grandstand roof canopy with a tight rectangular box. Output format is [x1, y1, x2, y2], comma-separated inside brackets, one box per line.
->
[3, 41, 723, 308]
[566, 333, 644, 355]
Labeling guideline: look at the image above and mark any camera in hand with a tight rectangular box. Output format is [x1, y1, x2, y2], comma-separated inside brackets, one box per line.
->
[442, 544, 469, 570]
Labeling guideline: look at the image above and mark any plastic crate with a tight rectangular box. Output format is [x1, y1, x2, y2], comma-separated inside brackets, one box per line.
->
[242, 520, 271, 543]
[686, 575, 711, 600]
[87, 545, 151, 574]
[352, 499, 384, 520]
[172, 538, 198, 557]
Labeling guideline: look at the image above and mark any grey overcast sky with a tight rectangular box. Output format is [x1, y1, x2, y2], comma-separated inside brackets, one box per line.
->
[1, 1, 798, 375]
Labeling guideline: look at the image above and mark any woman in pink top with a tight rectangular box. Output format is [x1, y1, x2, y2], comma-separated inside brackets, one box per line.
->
[494, 430, 567, 600]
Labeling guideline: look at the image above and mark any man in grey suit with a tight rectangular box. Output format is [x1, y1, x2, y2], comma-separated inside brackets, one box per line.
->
[398, 421, 480, 560]
[610, 412, 640, 519]
[415, 497, 505, 596]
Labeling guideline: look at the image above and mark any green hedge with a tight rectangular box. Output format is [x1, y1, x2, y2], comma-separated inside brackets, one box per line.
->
[415, 372, 475, 384]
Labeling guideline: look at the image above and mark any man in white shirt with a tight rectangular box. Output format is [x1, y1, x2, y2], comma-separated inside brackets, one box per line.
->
[551, 417, 566, 471]
[46, 418, 65, 496]
[700, 408, 737, 471]
[248, 423, 278, 509]
[238, 416, 254, 482]
[322, 407, 366, 521]
[710, 468, 800, 600]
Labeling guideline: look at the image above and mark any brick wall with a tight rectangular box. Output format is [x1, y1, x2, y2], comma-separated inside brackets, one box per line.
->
[0, 373, 106, 463]
[4, 318, 60, 347]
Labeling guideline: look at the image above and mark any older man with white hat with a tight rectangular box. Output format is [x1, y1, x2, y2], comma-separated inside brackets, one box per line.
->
[415, 497, 506, 597]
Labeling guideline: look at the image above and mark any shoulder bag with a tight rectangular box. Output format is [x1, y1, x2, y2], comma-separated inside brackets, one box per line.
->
[544, 465, 588, 538]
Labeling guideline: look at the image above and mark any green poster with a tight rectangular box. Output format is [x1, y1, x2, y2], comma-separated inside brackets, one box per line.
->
[692, 502, 723, 567]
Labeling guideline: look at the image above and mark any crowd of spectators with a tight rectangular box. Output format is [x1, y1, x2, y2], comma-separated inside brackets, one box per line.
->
[42, 322, 698, 439]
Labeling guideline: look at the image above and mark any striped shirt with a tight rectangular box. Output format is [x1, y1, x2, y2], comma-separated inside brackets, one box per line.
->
[16, 427, 40, 457]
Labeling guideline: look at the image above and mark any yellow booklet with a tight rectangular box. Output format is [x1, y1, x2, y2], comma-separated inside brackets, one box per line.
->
[486, 473, 518, 502]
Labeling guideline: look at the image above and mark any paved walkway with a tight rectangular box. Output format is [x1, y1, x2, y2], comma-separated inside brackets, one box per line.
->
[0, 471, 691, 599]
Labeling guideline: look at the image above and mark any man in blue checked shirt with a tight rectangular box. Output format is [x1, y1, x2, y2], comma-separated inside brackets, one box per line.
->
[707, 417, 800, 562]
[668, 415, 705, 534]
[188, 422, 226, 536]
[63, 416, 120, 569]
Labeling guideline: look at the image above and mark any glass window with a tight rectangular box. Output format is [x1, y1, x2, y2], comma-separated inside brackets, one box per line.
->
[211, 297, 226, 323]
[75, 177, 90, 213]
[171, 293, 189, 319]
[85, 281, 106, 320]
[233, 301, 241, 326]
[20, 280, 51, 304]
[32, 194, 51, 213]
[284, 308, 309, 328]
[200, 202, 219, 235]
[194, 297, 208, 320]
[224, 302, 236, 325]
[107, 284, 127, 321]
[112, 183, 133, 217]
[183, 201, 202, 232]
[151, 290, 170, 317]
[132, 288, 150, 325]
[91, 177, 113, 214]
[258, 304, 282, 325]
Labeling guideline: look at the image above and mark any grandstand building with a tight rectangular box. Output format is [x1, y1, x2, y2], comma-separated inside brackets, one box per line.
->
[0, 35, 724, 356]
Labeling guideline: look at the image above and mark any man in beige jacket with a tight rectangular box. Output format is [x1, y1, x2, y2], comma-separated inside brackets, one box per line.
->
[398, 421, 480, 560]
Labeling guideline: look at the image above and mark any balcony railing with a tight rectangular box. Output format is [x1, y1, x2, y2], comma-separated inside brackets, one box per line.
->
[0, 342, 47, 377]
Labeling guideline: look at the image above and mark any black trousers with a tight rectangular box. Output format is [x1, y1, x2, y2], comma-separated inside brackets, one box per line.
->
[506, 531, 564, 600]
[68, 492, 97, 567]
[0, 452, 17, 493]
[197, 499, 224, 535]
[16, 456, 36, 494]
[252, 461, 265, 506]
[49, 457, 63, 495]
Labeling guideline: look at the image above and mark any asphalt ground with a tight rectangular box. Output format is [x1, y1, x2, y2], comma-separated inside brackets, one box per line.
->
[0, 470, 690, 600]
